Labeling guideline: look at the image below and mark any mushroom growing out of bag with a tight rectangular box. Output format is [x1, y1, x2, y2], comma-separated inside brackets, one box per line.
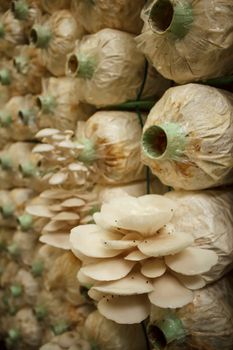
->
[0, 10, 27, 58]
[136, 0, 233, 83]
[30, 10, 85, 76]
[66, 28, 170, 107]
[141, 84, 233, 190]
[36, 77, 95, 131]
[70, 0, 145, 35]
[148, 274, 233, 350]
[69, 190, 233, 324]
[85, 310, 148, 350]
[0, 95, 39, 141]
[13, 45, 49, 95]
[35, 111, 145, 188]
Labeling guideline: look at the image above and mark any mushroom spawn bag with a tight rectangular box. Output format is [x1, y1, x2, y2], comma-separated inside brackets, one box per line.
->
[142, 84, 233, 190]
[71, 0, 145, 35]
[136, 0, 233, 83]
[66, 28, 169, 107]
[76, 111, 145, 185]
[0, 10, 26, 58]
[31, 10, 84, 76]
[0, 95, 39, 142]
[149, 275, 233, 350]
[166, 189, 233, 283]
[37, 77, 95, 131]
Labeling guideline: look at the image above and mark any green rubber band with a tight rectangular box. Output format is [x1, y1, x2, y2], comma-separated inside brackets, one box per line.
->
[67, 53, 96, 79]
[78, 139, 97, 164]
[142, 123, 186, 160]
[0, 69, 11, 86]
[18, 214, 33, 231]
[10, 284, 23, 298]
[148, 312, 186, 349]
[12, 0, 29, 20]
[0, 22, 5, 38]
[149, 0, 193, 39]
[31, 25, 52, 49]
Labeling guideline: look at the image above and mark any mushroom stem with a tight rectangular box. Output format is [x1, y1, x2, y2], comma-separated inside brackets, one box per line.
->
[148, 313, 186, 349]
[17, 214, 33, 231]
[12, 0, 29, 20]
[149, 0, 193, 38]
[142, 123, 186, 160]
[0, 69, 11, 86]
[30, 25, 51, 48]
[14, 55, 28, 74]
[67, 53, 96, 79]
[78, 139, 97, 164]
[37, 95, 56, 114]
[0, 22, 4, 38]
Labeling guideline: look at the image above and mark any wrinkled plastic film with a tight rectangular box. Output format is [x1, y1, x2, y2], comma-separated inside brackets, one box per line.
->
[136, 0, 233, 83]
[142, 84, 233, 190]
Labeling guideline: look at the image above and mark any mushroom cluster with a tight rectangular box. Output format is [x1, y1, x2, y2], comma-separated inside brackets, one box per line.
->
[70, 195, 218, 324]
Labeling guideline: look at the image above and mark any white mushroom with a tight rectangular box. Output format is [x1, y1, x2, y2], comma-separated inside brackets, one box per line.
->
[70, 224, 123, 258]
[149, 273, 193, 308]
[80, 258, 135, 281]
[93, 272, 153, 295]
[165, 247, 218, 275]
[39, 234, 71, 250]
[138, 232, 194, 257]
[141, 259, 166, 278]
[98, 294, 150, 324]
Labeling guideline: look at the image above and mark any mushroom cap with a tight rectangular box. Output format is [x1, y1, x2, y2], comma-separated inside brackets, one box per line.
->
[93, 272, 153, 295]
[165, 247, 218, 275]
[70, 224, 123, 258]
[138, 232, 194, 257]
[148, 273, 193, 308]
[39, 234, 70, 250]
[94, 195, 176, 236]
[141, 258, 166, 278]
[98, 294, 150, 324]
[80, 258, 135, 281]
